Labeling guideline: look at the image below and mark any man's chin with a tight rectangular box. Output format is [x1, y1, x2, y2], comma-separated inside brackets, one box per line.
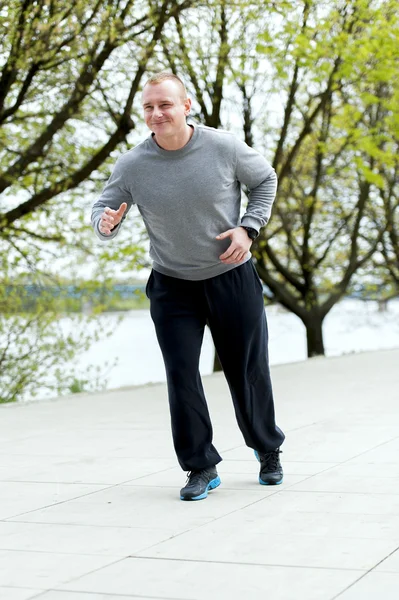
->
[152, 127, 174, 137]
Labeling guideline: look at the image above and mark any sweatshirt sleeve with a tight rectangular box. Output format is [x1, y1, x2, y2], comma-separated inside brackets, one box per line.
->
[91, 156, 134, 241]
[234, 137, 278, 232]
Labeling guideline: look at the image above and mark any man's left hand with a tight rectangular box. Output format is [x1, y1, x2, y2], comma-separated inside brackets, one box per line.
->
[216, 227, 252, 264]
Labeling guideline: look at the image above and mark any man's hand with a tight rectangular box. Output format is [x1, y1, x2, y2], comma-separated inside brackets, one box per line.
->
[99, 203, 128, 235]
[216, 227, 252, 264]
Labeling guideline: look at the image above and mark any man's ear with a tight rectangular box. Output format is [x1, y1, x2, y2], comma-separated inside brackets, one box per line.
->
[184, 97, 192, 115]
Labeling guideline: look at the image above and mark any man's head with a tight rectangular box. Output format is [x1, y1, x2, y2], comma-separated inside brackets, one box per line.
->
[142, 72, 191, 138]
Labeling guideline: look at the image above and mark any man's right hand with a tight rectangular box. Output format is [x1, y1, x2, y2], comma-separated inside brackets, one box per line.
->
[99, 203, 128, 235]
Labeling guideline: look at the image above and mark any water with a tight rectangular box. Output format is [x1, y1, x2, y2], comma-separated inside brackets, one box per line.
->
[8, 299, 399, 402]
[6, 300, 399, 400]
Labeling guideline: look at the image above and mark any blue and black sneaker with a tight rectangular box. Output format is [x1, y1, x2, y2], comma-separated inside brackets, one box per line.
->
[254, 448, 283, 485]
[180, 467, 221, 501]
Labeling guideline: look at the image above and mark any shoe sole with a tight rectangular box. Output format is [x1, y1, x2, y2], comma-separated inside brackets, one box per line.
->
[180, 475, 221, 501]
[254, 450, 283, 486]
[258, 476, 283, 486]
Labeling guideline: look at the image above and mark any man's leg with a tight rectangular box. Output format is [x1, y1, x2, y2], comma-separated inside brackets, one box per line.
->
[204, 260, 285, 454]
[147, 270, 222, 472]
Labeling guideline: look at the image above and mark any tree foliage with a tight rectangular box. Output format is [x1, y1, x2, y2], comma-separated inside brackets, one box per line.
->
[251, 0, 399, 355]
[164, 0, 399, 357]
[1, 0, 398, 401]
[0, 0, 196, 226]
[0, 0, 197, 402]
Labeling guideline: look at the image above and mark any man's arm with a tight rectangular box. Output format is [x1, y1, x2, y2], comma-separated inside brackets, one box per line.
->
[234, 137, 278, 234]
[91, 156, 134, 241]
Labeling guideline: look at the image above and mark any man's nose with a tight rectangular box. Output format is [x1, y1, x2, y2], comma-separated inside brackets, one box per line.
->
[153, 106, 163, 119]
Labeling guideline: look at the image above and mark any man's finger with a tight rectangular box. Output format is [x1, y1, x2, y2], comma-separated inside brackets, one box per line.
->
[219, 245, 238, 260]
[216, 229, 233, 240]
[222, 250, 245, 264]
[117, 202, 128, 215]
[221, 247, 245, 261]
[103, 218, 113, 229]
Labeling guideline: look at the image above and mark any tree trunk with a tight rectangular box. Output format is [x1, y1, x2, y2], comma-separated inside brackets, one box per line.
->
[378, 299, 388, 312]
[304, 316, 325, 357]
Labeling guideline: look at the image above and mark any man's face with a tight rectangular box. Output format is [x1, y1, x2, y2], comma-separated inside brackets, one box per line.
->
[142, 79, 191, 136]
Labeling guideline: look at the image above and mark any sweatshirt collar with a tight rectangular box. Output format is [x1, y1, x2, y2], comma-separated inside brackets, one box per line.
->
[149, 122, 198, 156]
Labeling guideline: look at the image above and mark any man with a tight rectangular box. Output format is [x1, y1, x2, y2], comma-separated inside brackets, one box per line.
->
[91, 71, 285, 501]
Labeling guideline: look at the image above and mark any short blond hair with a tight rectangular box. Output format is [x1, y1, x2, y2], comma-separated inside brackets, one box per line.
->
[144, 71, 187, 99]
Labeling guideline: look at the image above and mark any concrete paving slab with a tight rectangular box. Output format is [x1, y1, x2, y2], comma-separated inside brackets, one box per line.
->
[0, 521, 178, 557]
[0, 482, 109, 520]
[243, 489, 399, 515]
[58, 556, 363, 600]
[375, 548, 399, 572]
[0, 454, 176, 485]
[0, 549, 118, 589]
[136, 524, 398, 570]
[0, 588, 43, 600]
[8, 485, 270, 531]
[30, 592, 170, 600]
[345, 438, 399, 465]
[278, 423, 399, 462]
[1, 348, 399, 600]
[134, 488, 399, 570]
[136, 500, 399, 541]
[334, 571, 399, 599]
[289, 462, 399, 494]
[0, 429, 176, 459]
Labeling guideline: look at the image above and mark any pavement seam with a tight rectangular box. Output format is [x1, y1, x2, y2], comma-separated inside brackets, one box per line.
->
[282, 488, 399, 496]
[35, 555, 127, 597]
[1, 526, 395, 544]
[126, 554, 366, 572]
[104, 457, 399, 566]
[271, 430, 399, 493]
[330, 544, 399, 599]
[0, 467, 178, 521]
[0, 546, 158, 558]
[118, 476, 308, 557]
[1, 518, 178, 531]
[27, 587, 185, 600]
[1, 584, 182, 600]
[0, 587, 45, 600]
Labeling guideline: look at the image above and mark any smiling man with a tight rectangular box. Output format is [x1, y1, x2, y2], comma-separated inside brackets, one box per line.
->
[91, 71, 285, 501]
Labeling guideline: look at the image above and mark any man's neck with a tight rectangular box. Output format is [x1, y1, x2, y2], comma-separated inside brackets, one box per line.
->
[153, 124, 193, 151]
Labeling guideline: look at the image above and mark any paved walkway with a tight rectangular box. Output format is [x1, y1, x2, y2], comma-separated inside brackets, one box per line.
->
[1, 349, 399, 600]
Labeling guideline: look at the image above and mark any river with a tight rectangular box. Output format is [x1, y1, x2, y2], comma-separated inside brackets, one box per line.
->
[21, 298, 399, 402]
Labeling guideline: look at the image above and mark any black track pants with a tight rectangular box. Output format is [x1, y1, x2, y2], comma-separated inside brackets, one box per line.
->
[147, 259, 285, 471]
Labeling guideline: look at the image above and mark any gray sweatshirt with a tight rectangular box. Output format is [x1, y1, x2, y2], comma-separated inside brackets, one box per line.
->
[91, 123, 277, 280]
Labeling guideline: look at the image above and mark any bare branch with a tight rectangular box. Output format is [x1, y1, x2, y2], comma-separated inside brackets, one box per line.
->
[173, 14, 210, 122]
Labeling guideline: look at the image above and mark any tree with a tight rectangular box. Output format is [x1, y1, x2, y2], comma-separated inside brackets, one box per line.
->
[159, 0, 231, 128]
[381, 172, 399, 293]
[376, 92, 399, 296]
[168, 0, 399, 359]
[0, 0, 198, 402]
[0, 0, 196, 229]
[249, 0, 399, 356]
[0, 259, 119, 403]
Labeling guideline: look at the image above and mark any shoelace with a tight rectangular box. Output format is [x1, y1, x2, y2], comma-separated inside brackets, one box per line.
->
[185, 469, 209, 486]
[260, 449, 282, 471]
